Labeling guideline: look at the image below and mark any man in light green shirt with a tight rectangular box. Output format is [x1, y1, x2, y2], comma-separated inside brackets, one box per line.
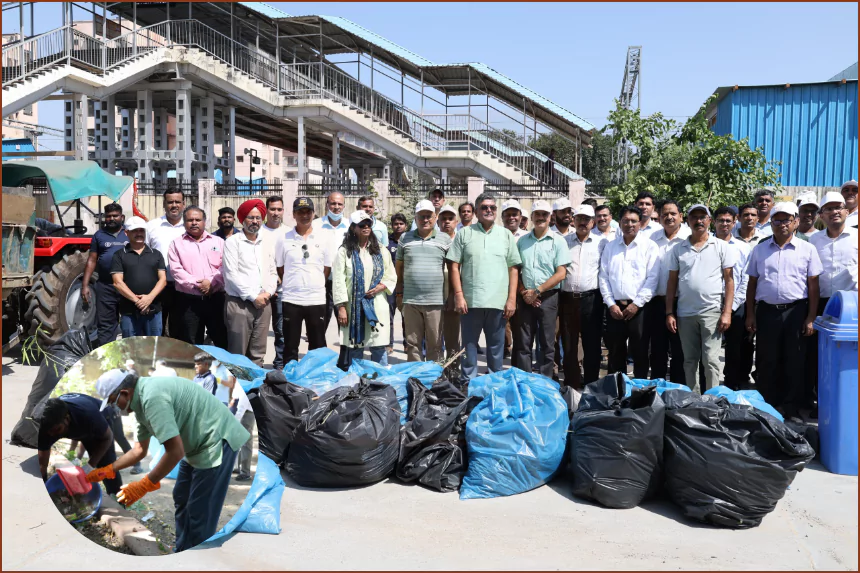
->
[447, 192, 521, 378]
[513, 200, 572, 378]
[87, 374, 250, 553]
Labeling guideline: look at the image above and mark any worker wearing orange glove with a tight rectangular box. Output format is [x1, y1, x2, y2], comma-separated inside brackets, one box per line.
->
[87, 371, 250, 552]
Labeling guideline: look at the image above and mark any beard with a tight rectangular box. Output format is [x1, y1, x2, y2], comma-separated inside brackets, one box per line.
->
[243, 221, 261, 234]
[218, 219, 234, 230]
[104, 219, 122, 232]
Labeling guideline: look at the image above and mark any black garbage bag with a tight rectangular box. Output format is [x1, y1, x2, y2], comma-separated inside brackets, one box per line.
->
[559, 385, 581, 419]
[246, 371, 317, 466]
[286, 379, 400, 487]
[396, 378, 482, 492]
[10, 329, 92, 449]
[785, 421, 820, 460]
[569, 372, 665, 509]
[662, 389, 815, 529]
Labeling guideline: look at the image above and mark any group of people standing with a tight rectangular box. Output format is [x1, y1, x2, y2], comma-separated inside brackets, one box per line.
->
[86, 179, 858, 423]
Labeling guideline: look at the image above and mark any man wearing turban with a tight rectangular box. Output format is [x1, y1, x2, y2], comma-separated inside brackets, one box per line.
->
[222, 199, 278, 366]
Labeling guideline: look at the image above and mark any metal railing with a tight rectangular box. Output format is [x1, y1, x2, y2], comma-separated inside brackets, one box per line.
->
[2, 26, 67, 84]
[299, 181, 373, 197]
[214, 181, 283, 196]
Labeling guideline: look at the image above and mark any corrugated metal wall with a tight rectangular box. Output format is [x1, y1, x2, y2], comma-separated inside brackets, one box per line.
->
[712, 82, 858, 187]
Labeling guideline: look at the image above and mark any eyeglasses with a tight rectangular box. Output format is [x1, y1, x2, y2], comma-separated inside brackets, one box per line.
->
[822, 206, 847, 213]
[716, 219, 735, 225]
[357, 221, 372, 228]
[771, 218, 794, 226]
[480, 205, 497, 212]
[244, 216, 263, 222]
[301, 244, 309, 259]
[416, 213, 434, 220]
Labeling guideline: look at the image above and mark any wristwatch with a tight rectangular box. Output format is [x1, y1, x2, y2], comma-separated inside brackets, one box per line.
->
[666, 311, 675, 317]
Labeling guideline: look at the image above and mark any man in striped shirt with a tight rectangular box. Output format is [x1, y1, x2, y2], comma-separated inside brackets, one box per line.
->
[395, 200, 453, 363]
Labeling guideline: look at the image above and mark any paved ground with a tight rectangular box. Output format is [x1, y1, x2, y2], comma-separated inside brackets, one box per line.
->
[3, 320, 857, 569]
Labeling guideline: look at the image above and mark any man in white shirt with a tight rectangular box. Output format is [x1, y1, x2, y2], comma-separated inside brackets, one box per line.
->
[648, 199, 691, 384]
[714, 206, 753, 390]
[550, 198, 575, 237]
[599, 205, 660, 378]
[807, 191, 859, 416]
[796, 195, 820, 241]
[616, 192, 661, 240]
[258, 196, 290, 370]
[841, 179, 858, 228]
[592, 204, 615, 239]
[357, 196, 389, 246]
[145, 187, 186, 335]
[732, 202, 766, 246]
[223, 199, 278, 367]
[276, 197, 333, 365]
[749, 189, 776, 238]
[312, 192, 349, 332]
[559, 205, 606, 388]
[457, 202, 475, 230]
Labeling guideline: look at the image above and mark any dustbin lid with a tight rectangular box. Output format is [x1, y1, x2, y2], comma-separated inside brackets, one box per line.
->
[813, 290, 858, 341]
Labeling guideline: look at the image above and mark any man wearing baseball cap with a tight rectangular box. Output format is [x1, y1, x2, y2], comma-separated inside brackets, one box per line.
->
[410, 189, 445, 231]
[745, 201, 823, 423]
[513, 200, 572, 378]
[551, 198, 574, 237]
[87, 371, 250, 552]
[840, 179, 858, 228]
[807, 191, 858, 417]
[395, 200, 453, 363]
[222, 199, 278, 366]
[276, 197, 334, 364]
[110, 216, 167, 337]
[665, 204, 737, 393]
[795, 194, 820, 241]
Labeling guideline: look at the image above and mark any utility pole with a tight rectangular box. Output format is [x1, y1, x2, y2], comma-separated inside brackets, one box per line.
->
[611, 46, 642, 185]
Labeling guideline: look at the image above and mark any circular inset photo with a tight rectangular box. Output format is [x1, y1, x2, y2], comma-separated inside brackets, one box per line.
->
[31, 335, 258, 555]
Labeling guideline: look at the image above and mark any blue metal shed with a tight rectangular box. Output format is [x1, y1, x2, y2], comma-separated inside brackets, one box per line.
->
[2, 137, 36, 161]
[706, 80, 858, 187]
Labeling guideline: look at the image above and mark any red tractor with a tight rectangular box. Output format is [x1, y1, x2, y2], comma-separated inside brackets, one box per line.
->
[2, 161, 136, 350]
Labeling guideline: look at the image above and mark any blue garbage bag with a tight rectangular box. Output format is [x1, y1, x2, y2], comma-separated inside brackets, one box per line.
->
[460, 368, 568, 499]
[626, 377, 691, 397]
[705, 386, 784, 422]
[284, 347, 351, 395]
[197, 345, 267, 382]
[147, 437, 180, 479]
[204, 453, 285, 544]
[348, 359, 442, 423]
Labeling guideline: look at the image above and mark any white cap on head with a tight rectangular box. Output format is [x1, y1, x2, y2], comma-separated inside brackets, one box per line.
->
[552, 197, 571, 212]
[797, 194, 819, 210]
[771, 201, 799, 217]
[438, 204, 457, 216]
[414, 199, 435, 214]
[821, 191, 846, 208]
[575, 205, 595, 218]
[841, 179, 858, 191]
[349, 210, 372, 225]
[687, 204, 712, 218]
[531, 200, 552, 214]
[500, 199, 522, 214]
[95, 369, 128, 411]
[124, 359, 135, 368]
[125, 216, 147, 232]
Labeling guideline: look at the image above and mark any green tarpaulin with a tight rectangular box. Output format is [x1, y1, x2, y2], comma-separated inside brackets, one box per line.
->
[1, 161, 132, 203]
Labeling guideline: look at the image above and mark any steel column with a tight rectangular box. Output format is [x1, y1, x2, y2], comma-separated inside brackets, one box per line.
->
[297, 116, 306, 182]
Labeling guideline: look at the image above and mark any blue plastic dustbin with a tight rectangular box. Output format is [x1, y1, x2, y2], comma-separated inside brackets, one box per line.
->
[813, 290, 858, 476]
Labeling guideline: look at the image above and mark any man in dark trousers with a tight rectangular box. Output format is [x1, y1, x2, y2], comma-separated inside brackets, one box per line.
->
[111, 217, 167, 337]
[38, 391, 122, 495]
[81, 203, 128, 347]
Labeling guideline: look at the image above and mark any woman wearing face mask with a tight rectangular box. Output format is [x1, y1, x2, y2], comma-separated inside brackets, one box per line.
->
[332, 211, 398, 366]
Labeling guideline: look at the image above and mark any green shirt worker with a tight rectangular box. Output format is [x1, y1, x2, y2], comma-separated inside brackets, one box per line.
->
[86, 373, 250, 553]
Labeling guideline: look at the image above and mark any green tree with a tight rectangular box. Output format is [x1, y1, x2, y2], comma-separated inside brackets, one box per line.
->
[602, 95, 782, 213]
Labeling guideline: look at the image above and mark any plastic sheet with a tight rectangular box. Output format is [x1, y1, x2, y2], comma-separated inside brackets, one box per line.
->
[460, 368, 568, 499]
[662, 390, 815, 528]
[147, 437, 180, 479]
[397, 378, 482, 492]
[570, 373, 665, 508]
[626, 376, 690, 397]
[286, 379, 401, 487]
[349, 360, 442, 424]
[704, 386, 783, 421]
[196, 345, 268, 385]
[246, 371, 317, 465]
[285, 347, 352, 395]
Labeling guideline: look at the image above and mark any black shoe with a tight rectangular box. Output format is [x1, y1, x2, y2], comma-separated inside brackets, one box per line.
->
[130, 465, 144, 475]
[235, 474, 253, 482]
[504, 349, 511, 359]
[477, 347, 485, 355]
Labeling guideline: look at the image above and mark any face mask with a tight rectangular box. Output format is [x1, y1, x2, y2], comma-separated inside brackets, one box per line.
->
[327, 210, 343, 222]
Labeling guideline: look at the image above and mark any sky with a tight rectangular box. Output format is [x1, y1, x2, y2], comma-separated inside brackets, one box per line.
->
[4, 2, 857, 151]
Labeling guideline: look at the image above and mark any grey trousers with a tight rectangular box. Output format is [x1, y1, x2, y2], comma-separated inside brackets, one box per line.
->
[460, 308, 506, 379]
[513, 291, 559, 378]
[677, 311, 723, 393]
[236, 410, 256, 477]
[225, 295, 272, 367]
[402, 303, 444, 363]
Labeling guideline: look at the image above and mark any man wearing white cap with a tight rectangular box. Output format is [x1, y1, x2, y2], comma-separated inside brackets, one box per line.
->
[840, 180, 858, 228]
[665, 204, 736, 393]
[550, 198, 575, 237]
[512, 201, 571, 377]
[502, 199, 529, 241]
[447, 193, 522, 378]
[795, 194, 820, 241]
[109, 216, 167, 337]
[87, 371, 250, 552]
[394, 200, 452, 363]
[559, 204, 606, 388]
[745, 201, 823, 423]
[807, 192, 858, 416]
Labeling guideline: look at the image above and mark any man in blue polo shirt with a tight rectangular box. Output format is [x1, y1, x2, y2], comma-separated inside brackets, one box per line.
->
[82, 203, 128, 347]
[38, 392, 122, 494]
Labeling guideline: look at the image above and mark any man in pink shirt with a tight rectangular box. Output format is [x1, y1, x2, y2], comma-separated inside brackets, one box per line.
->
[168, 206, 227, 348]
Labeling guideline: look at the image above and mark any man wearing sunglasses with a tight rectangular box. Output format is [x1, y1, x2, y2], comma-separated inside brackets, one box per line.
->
[276, 197, 334, 364]
[447, 193, 522, 379]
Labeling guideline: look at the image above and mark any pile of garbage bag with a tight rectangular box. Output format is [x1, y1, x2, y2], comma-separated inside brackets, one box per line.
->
[460, 368, 568, 500]
[397, 378, 482, 492]
[349, 360, 442, 424]
[661, 390, 815, 528]
[569, 373, 665, 509]
[246, 371, 317, 465]
[286, 379, 401, 487]
[11, 329, 92, 449]
[704, 386, 783, 421]
[626, 376, 690, 397]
